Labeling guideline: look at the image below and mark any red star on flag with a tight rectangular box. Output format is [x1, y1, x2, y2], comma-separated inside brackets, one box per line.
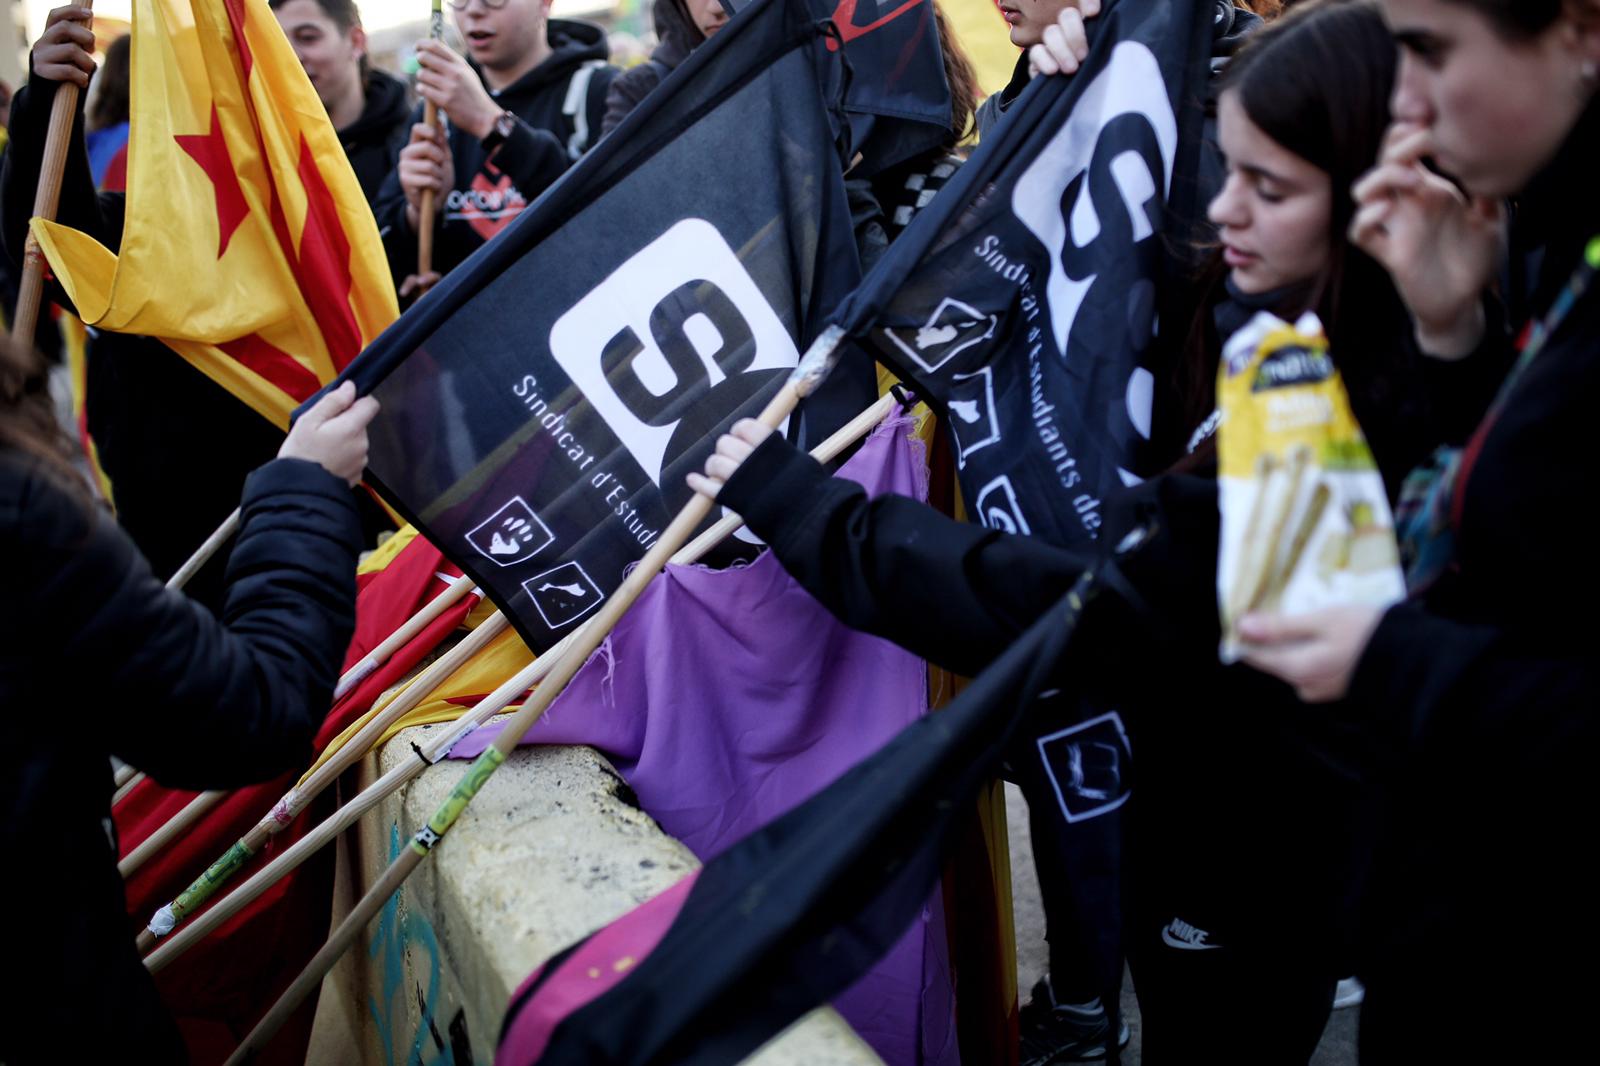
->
[176, 105, 251, 258]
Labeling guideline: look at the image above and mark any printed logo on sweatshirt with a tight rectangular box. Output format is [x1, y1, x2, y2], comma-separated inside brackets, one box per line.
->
[446, 165, 528, 241]
[1161, 917, 1221, 951]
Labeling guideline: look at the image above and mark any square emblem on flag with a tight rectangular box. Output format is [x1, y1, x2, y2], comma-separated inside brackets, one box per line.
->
[1036, 711, 1132, 824]
[466, 496, 556, 567]
[522, 562, 604, 630]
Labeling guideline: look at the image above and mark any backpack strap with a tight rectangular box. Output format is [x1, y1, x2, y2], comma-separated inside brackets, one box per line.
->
[562, 60, 606, 160]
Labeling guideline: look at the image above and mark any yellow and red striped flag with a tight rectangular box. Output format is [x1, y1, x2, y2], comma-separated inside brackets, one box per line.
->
[32, 0, 398, 428]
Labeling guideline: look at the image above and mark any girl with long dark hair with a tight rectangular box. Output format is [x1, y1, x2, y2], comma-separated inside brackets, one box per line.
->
[689, 3, 1464, 1061]
[0, 334, 377, 1063]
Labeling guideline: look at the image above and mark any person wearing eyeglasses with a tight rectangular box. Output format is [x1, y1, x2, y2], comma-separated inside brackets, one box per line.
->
[373, 0, 616, 299]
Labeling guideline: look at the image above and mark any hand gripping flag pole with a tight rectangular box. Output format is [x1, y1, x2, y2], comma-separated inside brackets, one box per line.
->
[415, 0, 446, 290]
[149, 354, 884, 980]
[222, 327, 850, 1063]
[9, 2, 97, 347]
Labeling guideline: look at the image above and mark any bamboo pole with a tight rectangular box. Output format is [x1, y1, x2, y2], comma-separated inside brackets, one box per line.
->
[120, 575, 481, 903]
[118, 791, 226, 878]
[145, 621, 581, 972]
[149, 363, 875, 976]
[669, 391, 896, 565]
[165, 507, 241, 591]
[10, 3, 96, 346]
[134, 609, 510, 953]
[225, 333, 846, 1062]
[335, 575, 478, 701]
[112, 769, 146, 807]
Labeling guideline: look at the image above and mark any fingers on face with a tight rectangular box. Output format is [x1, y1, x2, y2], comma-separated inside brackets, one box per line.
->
[1381, 124, 1434, 167]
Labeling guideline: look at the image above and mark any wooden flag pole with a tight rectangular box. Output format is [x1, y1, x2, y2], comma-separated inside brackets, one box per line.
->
[118, 791, 227, 878]
[165, 507, 241, 591]
[414, 0, 445, 285]
[119, 576, 483, 910]
[112, 769, 146, 807]
[335, 574, 479, 700]
[225, 337, 849, 1061]
[670, 390, 898, 565]
[133, 609, 510, 954]
[10, 2, 96, 346]
[145, 618, 583, 971]
[148, 363, 880, 980]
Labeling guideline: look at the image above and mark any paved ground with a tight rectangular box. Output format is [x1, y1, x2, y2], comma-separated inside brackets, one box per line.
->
[1005, 785, 1358, 1064]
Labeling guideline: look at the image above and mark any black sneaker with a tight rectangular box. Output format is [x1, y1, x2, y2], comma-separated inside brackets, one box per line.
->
[1018, 976, 1131, 1065]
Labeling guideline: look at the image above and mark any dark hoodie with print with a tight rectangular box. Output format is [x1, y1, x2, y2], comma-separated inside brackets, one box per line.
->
[341, 67, 412, 206]
[600, 0, 703, 136]
[372, 19, 616, 285]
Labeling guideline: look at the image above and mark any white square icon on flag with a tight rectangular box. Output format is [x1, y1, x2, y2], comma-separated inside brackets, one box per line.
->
[522, 562, 603, 630]
[466, 497, 555, 567]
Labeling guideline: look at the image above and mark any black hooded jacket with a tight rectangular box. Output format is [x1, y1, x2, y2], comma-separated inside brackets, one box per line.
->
[1340, 98, 1600, 1057]
[0, 454, 361, 1064]
[341, 67, 412, 205]
[600, 0, 703, 136]
[373, 19, 616, 284]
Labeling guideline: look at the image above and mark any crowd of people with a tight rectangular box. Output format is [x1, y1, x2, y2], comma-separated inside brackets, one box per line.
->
[1, 0, 1596, 1062]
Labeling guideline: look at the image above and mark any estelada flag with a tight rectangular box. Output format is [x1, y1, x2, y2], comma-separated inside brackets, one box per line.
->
[30, 0, 397, 428]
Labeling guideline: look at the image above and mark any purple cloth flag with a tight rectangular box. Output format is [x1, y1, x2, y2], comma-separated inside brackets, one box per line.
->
[454, 414, 958, 1065]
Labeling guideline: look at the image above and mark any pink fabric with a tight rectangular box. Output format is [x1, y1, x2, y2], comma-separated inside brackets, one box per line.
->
[499, 873, 699, 1063]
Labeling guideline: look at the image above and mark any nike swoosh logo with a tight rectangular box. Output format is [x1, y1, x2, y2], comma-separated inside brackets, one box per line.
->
[1161, 928, 1220, 951]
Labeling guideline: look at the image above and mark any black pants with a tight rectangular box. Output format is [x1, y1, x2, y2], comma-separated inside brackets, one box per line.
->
[1124, 904, 1334, 1065]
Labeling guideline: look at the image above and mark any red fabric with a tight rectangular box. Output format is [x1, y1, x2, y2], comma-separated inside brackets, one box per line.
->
[217, 332, 324, 402]
[102, 144, 129, 193]
[113, 534, 473, 1063]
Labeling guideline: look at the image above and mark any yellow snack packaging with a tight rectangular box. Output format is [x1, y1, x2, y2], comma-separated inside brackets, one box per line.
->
[1216, 311, 1404, 662]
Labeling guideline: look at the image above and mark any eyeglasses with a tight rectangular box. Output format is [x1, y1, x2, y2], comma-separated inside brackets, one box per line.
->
[445, 0, 512, 10]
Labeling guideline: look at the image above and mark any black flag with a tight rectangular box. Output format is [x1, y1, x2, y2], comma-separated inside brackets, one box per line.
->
[831, 0, 1214, 546]
[726, 0, 954, 176]
[498, 560, 1142, 1065]
[318, 0, 868, 651]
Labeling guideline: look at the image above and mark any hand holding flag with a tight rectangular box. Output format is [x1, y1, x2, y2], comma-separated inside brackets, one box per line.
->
[29, 6, 96, 88]
[277, 380, 379, 486]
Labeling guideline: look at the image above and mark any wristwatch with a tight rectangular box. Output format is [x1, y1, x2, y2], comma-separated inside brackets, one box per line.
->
[480, 110, 517, 153]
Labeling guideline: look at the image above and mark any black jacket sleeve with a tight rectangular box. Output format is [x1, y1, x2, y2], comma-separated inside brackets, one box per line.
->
[9, 457, 362, 790]
[719, 431, 1092, 677]
[491, 116, 571, 190]
[600, 63, 664, 137]
[1, 74, 127, 280]
[1347, 601, 1597, 769]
